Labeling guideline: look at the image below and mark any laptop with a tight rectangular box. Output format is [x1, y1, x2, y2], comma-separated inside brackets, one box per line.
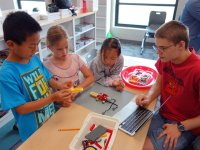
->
[113, 96, 171, 136]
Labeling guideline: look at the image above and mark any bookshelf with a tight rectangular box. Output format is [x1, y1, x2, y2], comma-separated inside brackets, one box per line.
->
[38, 12, 96, 61]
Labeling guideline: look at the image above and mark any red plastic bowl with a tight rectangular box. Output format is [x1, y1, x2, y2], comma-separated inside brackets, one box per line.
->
[121, 66, 158, 89]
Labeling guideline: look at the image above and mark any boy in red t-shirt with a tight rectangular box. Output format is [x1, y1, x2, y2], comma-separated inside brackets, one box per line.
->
[136, 20, 200, 150]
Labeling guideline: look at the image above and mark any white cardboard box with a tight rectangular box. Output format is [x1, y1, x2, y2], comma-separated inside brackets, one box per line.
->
[59, 9, 72, 18]
[69, 112, 119, 150]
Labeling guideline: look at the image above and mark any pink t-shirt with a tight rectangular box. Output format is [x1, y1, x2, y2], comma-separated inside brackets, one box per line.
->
[44, 54, 85, 87]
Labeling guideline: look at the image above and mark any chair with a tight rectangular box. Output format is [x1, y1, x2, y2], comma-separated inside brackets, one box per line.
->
[140, 11, 166, 55]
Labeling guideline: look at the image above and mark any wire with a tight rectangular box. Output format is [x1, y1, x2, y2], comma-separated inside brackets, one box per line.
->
[153, 95, 172, 114]
[102, 98, 118, 115]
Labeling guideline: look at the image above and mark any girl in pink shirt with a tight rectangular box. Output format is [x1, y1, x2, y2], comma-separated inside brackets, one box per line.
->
[44, 25, 94, 107]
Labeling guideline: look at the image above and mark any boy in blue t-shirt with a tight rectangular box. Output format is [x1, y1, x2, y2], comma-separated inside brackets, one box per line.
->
[0, 11, 72, 141]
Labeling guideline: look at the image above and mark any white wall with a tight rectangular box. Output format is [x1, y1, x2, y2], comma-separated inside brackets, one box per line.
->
[0, 0, 55, 11]
[0, 0, 18, 10]
[0, 0, 78, 10]
[110, 0, 186, 42]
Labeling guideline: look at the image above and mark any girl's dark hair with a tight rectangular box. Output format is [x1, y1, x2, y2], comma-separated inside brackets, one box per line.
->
[100, 38, 121, 55]
[3, 11, 42, 45]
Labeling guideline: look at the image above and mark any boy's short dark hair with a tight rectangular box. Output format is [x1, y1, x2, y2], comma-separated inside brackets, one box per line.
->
[3, 11, 42, 45]
[155, 20, 189, 49]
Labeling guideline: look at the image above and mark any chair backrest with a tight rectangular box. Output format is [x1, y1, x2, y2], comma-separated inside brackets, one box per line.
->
[148, 11, 166, 26]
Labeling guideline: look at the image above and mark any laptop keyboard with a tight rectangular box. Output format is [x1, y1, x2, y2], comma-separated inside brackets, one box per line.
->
[119, 106, 153, 135]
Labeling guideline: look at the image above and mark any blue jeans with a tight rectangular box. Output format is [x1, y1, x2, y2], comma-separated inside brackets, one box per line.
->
[147, 113, 195, 150]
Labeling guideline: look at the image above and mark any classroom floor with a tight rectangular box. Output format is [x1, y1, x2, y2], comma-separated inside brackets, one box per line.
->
[0, 39, 157, 150]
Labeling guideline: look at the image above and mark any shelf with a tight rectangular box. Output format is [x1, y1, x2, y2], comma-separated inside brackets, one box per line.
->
[75, 40, 96, 53]
[75, 27, 95, 37]
[0, 11, 96, 66]
[38, 12, 96, 60]
[0, 110, 14, 128]
[96, 27, 106, 30]
[96, 16, 106, 19]
[74, 12, 95, 19]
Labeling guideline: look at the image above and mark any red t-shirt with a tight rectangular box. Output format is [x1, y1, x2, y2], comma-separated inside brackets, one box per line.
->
[156, 51, 200, 135]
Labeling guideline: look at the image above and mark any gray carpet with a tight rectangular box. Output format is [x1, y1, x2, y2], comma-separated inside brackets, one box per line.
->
[120, 39, 158, 60]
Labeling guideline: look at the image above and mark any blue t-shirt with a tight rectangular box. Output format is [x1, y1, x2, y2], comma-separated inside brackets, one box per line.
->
[0, 55, 55, 141]
[180, 0, 200, 51]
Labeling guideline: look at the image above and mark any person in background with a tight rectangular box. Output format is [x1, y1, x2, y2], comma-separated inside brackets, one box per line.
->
[44, 25, 94, 107]
[90, 38, 125, 91]
[0, 11, 72, 141]
[180, 0, 200, 52]
[136, 21, 200, 150]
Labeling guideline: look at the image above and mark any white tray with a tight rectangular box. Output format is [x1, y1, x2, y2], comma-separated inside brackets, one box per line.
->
[69, 112, 119, 150]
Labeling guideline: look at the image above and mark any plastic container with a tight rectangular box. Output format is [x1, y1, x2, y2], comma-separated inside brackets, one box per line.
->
[69, 112, 119, 150]
[106, 32, 113, 38]
[82, 0, 87, 12]
[121, 65, 158, 89]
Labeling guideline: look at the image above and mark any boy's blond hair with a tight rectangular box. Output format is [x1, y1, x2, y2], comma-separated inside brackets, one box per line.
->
[46, 25, 68, 47]
[155, 20, 189, 49]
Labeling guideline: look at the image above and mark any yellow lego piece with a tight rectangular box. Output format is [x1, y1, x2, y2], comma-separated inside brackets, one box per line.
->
[90, 91, 98, 98]
[68, 87, 83, 93]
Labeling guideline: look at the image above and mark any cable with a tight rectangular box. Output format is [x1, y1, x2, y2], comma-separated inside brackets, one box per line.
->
[102, 98, 118, 115]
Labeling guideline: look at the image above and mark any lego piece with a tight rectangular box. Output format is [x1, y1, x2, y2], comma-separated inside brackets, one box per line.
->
[90, 92, 109, 103]
[68, 87, 83, 93]
[90, 92, 98, 98]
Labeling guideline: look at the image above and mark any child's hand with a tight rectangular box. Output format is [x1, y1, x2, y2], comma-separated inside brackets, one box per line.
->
[112, 79, 125, 91]
[61, 99, 72, 107]
[116, 84, 125, 91]
[51, 89, 72, 103]
[60, 80, 73, 89]
[135, 94, 150, 107]
[71, 93, 78, 101]
[68, 87, 83, 100]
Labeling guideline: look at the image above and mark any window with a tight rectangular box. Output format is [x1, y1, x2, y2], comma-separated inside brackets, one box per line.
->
[17, 0, 46, 14]
[115, 0, 178, 28]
